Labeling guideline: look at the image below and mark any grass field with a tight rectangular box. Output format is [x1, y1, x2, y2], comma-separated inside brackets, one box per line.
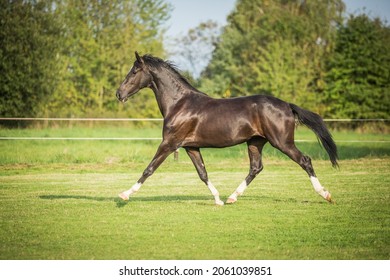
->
[0, 125, 389, 259]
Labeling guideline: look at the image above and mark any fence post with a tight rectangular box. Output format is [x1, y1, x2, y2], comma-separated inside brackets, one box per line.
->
[174, 149, 179, 161]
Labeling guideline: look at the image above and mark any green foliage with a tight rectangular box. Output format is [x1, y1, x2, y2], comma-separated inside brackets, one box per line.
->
[324, 14, 390, 118]
[2, 0, 390, 120]
[201, 0, 345, 113]
[172, 20, 221, 79]
[200, 0, 390, 118]
[50, 0, 171, 117]
[0, 0, 63, 117]
[0, 0, 171, 119]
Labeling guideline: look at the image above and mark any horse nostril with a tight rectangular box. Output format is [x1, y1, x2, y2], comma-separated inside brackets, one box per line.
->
[116, 90, 121, 100]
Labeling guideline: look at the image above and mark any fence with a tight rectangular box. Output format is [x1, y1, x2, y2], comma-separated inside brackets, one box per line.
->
[0, 117, 389, 143]
[1, 118, 388, 162]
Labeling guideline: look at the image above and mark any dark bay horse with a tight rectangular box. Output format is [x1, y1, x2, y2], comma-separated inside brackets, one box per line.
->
[116, 52, 338, 205]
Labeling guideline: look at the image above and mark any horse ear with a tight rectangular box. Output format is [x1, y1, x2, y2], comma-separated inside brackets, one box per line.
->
[135, 51, 144, 65]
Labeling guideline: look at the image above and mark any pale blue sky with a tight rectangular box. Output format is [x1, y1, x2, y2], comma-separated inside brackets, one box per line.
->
[165, 0, 236, 38]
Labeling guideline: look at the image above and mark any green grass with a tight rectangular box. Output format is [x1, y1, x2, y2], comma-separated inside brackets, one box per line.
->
[0, 126, 389, 259]
[0, 126, 389, 165]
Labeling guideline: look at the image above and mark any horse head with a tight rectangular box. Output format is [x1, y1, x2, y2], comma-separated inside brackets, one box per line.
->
[116, 52, 153, 103]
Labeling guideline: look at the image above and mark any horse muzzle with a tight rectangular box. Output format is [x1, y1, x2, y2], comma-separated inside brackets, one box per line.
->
[116, 90, 128, 103]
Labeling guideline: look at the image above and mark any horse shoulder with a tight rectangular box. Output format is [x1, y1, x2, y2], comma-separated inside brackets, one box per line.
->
[161, 93, 206, 140]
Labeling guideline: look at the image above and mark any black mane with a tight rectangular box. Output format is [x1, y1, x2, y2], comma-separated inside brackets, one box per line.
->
[142, 54, 198, 92]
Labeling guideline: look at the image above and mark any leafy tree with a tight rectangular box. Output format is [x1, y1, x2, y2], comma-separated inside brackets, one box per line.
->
[201, 0, 344, 112]
[324, 14, 390, 119]
[172, 20, 221, 79]
[0, 0, 62, 117]
[0, 0, 171, 119]
[50, 0, 171, 117]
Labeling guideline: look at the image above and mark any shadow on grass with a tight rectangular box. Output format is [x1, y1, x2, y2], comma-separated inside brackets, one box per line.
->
[39, 194, 328, 208]
[242, 195, 328, 205]
[39, 194, 212, 208]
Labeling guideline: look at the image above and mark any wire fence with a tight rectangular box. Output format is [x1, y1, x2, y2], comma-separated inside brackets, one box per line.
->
[0, 117, 163, 122]
[0, 117, 389, 122]
[0, 117, 389, 143]
[1, 137, 389, 143]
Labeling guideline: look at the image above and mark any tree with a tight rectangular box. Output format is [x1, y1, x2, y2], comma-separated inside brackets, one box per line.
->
[0, 0, 62, 118]
[324, 14, 390, 119]
[171, 20, 221, 79]
[201, 0, 344, 112]
[0, 0, 172, 119]
[50, 0, 171, 117]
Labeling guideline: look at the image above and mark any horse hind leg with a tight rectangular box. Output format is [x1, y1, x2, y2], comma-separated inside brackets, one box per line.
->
[276, 142, 332, 203]
[227, 137, 266, 204]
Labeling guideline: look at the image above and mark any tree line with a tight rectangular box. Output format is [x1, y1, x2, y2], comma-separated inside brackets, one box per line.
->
[0, 0, 171, 119]
[199, 0, 390, 119]
[1, 0, 389, 120]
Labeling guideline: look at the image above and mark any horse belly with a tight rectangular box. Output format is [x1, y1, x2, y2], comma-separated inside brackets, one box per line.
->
[185, 114, 261, 148]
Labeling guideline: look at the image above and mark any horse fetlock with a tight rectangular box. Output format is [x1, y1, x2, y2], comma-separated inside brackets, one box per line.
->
[250, 166, 263, 177]
[310, 177, 333, 202]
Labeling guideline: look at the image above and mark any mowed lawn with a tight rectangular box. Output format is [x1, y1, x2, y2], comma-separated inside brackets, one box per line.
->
[0, 126, 389, 259]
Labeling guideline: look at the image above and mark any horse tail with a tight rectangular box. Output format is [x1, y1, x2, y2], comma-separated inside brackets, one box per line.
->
[289, 103, 339, 168]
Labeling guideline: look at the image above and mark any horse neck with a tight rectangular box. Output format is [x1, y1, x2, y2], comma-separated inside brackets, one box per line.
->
[149, 67, 194, 117]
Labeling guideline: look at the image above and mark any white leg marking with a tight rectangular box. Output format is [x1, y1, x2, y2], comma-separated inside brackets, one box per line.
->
[310, 176, 331, 201]
[119, 182, 142, 200]
[236, 180, 248, 195]
[227, 180, 247, 203]
[207, 181, 224, 206]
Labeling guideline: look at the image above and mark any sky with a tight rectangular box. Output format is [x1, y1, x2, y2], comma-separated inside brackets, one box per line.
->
[164, 0, 236, 38]
[164, 0, 390, 73]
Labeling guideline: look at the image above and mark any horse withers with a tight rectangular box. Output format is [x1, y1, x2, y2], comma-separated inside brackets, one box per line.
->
[116, 52, 338, 205]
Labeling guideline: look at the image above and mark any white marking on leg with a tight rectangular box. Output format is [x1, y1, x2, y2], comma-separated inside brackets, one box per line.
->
[310, 176, 331, 201]
[119, 182, 142, 200]
[236, 180, 248, 195]
[207, 181, 224, 206]
[227, 180, 247, 203]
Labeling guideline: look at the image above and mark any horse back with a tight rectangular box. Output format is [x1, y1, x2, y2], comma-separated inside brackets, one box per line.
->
[164, 94, 294, 148]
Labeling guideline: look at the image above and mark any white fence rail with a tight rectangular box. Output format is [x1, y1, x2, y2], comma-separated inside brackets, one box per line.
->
[0, 137, 389, 143]
[0, 117, 389, 122]
[0, 117, 389, 143]
[0, 117, 163, 122]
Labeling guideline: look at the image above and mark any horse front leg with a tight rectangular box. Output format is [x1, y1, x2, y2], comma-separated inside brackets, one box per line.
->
[185, 147, 224, 206]
[118, 141, 175, 201]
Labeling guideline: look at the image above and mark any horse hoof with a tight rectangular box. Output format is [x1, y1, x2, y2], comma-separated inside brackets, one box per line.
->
[325, 192, 333, 203]
[118, 192, 129, 201]
[226, 197, 237, 204]
[215, 200, 224, 206]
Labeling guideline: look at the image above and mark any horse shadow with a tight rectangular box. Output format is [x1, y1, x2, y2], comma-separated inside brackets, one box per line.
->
[39, 194, 213, 208]
[39, 194, 327, 208]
